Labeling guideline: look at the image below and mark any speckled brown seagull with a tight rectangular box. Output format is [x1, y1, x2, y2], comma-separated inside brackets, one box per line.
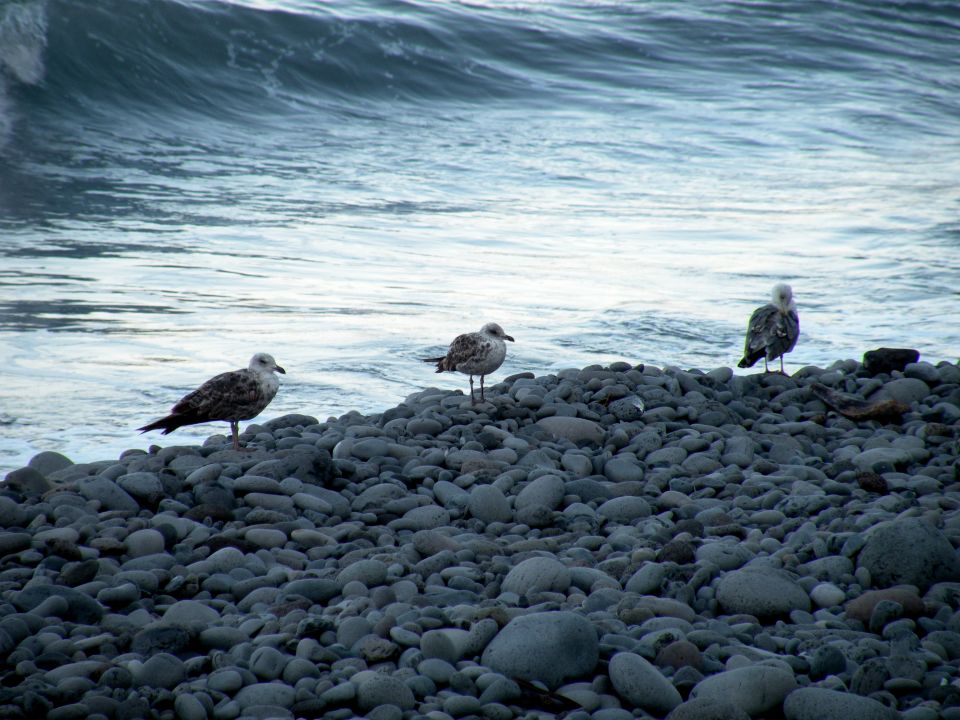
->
[423, 322, 515, 404]
[738, 283, 800, 374]
[137, 352, 285, 450]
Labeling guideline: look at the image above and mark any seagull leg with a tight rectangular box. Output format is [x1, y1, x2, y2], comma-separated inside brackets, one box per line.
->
[469, 375, 476, 405]
[780, 355, 786, 375]
[231, 421, 240, 451]
[480, 374, 485, 402]
[763, 357, 770, 373]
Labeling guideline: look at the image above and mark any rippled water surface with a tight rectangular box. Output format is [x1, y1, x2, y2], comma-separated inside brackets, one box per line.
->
[1, 0, 958, 471]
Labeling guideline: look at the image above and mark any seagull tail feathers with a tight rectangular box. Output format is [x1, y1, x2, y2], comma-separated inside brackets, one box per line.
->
[137, 414, 192, 435]
[738, 351, 761, 369]
[422, 356, 449, 373]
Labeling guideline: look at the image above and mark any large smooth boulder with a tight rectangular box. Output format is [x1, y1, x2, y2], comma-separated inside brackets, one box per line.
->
[857, 518, 960, 590]
[784, 687, 899, 720]
[481, 611, 598, 689]
[690, 666, 796, 716]
[502, 556, 571, 596]
[716, 567, 810, 618]
[609, 652, 682, 715]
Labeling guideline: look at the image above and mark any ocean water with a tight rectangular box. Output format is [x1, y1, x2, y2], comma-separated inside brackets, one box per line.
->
[1, 0, 958, 472]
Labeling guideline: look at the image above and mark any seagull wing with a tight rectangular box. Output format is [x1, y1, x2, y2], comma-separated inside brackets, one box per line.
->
[446, 332, 491, 371]
[766, 307, 800, 359]
[172, 369, 263, 422]
[743, 303, 779, 357]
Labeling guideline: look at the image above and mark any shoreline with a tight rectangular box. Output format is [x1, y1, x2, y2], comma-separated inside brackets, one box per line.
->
[1, 358, 959, 719]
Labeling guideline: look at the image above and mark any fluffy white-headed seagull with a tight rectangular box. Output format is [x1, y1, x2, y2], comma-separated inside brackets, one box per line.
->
[738, 283, 799, 374]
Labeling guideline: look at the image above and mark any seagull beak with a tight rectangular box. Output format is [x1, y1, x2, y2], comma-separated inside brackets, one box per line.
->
[505, 335, 515, 342]
[276, 365, 287, 374]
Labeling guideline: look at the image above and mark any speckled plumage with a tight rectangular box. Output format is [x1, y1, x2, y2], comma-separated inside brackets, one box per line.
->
[423, 322, 515, 403]
[138, 352, 285, 449]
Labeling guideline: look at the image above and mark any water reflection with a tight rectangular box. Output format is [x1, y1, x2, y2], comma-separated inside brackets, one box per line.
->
[0, 300, 184, 332]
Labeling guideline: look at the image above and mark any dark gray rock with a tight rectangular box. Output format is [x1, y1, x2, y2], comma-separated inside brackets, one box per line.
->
[862, 348, 920, 375]
[690, 666, 796, 716]
[536, 416, 604, 444]
[28, 450, 74, 476]
[75, 477, 140, 512]
[716, 566, 811, 618]
[3, 467, 51, 497]
[354, 672, 416, 711]
[481, 611, 599, 689]
[809, 645, 847, 679]
[131, 626, 192, 655]
[502, 557, 571, 596]
[13, 584, 104, 623]
[784, 687, 899, 720]
[857, 518, 960, 590]
[667, 698, 750, 720]
[609, 651, 682, 714]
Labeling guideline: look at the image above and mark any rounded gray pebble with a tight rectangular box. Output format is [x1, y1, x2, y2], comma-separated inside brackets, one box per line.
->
[783, 687, 899, 720]
[502, 556, 571, 596]
[609, 651, 682, 715]
[468, 484, 512, 523]
[482, 611, 599, 689]
[355, 672, 416, 711]
[716, 567, 811, 618]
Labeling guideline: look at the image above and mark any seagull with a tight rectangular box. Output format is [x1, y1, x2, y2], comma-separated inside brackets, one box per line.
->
[738, 283, 799, 374]
[138, 352, 286, 450]
[423, 322, 515, 404]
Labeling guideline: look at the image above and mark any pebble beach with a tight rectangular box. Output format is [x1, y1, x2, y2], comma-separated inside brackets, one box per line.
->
[2, 357, 960, 720]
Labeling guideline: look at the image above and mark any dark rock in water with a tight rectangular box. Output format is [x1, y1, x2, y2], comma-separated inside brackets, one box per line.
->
[857, 518, 960, 591]
[863, 348, 920, 375]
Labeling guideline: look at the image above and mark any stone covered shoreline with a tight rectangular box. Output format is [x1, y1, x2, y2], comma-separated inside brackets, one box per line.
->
[2, 358, 960, 720]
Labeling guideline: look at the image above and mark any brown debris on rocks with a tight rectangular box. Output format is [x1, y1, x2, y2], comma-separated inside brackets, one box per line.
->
[810, 381, 910, 422]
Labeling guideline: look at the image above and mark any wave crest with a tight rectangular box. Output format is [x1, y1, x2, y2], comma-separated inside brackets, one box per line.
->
[0, 1, 47, 148]
[0, 1, 47, 85]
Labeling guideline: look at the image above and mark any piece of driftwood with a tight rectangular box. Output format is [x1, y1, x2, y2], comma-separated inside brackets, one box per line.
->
[810, 382, 910, 422]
